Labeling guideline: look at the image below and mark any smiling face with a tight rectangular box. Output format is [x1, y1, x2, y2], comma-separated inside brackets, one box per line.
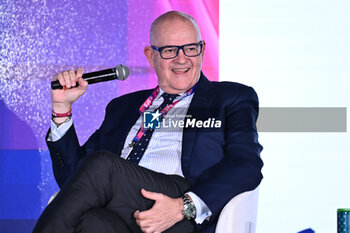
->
[144, 13, 205, 94]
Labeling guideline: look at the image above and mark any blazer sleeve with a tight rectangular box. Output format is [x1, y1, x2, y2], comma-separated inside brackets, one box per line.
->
[46, 103, 111, 188]
[46, 90, 148, 188]
[46, 124, 84, 188]
[190, 86, 264, 221]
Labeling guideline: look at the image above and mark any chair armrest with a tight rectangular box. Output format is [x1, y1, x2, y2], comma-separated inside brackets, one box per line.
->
[215, 188, 259, 233]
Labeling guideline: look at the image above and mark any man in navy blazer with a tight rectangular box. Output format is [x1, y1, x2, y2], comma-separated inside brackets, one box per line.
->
[34, 11, 263, 233]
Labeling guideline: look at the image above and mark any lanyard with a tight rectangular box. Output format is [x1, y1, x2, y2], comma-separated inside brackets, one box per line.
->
[128, 85, 196, 147]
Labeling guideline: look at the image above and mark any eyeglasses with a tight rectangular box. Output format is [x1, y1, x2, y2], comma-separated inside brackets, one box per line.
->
[151, 41, 203, 59]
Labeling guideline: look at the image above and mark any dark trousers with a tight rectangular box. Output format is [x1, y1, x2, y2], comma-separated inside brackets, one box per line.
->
[33, 151, 196, 233]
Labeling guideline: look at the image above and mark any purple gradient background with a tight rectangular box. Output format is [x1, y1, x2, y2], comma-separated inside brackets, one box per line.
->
[0, 0, 218, 228]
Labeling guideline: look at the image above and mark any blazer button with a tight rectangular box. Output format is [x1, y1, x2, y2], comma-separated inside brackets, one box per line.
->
[56, 152, 62, 159]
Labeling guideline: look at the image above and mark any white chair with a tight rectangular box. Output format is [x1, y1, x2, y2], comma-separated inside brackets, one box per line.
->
[215, 188, 259, 233]
[49, 188, 259, 233]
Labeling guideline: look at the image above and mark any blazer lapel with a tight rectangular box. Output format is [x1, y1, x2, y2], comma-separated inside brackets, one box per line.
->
[181, 72, 214, 178]
[114, 89, 154, 155]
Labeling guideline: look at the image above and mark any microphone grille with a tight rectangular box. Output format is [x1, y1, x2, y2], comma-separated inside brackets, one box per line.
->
[115, 64, 130, 80]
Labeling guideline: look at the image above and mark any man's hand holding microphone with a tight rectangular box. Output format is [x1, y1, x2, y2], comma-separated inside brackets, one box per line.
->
[51, 68, 88, 126]
[50, 64, 129, 126]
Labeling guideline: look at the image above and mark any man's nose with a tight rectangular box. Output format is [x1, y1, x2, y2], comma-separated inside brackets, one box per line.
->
[175, 48, 187, 63]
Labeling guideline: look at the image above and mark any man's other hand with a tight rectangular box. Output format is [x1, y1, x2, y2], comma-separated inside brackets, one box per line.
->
[134, 189, 184, 233]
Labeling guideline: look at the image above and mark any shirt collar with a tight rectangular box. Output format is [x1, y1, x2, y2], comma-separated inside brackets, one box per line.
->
[156, 73, 200, 100]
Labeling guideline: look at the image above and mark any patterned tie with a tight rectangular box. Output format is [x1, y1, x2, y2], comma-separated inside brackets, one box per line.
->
[127, 93, 179, 164]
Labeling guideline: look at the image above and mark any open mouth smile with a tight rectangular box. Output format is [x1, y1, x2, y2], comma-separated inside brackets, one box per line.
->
[171, 68, 190, 73]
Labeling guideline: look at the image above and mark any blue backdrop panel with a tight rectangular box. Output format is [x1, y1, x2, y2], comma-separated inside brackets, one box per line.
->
[0, 150, 41, 219]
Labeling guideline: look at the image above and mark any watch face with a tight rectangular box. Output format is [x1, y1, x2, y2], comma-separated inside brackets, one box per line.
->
[182, 195, 196, 219]
[188, 204, 196, 218]
[183, 201, 196, 219]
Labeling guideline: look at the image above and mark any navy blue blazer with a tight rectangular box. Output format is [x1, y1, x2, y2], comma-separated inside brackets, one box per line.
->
[47, 72, 263, 233]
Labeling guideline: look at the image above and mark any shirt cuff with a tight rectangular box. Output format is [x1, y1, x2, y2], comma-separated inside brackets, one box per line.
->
[186, 191, 212, 224]
[48, 118, 73, 142]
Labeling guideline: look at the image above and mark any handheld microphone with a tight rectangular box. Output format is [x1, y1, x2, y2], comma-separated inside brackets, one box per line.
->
[51, 64, 130, 90]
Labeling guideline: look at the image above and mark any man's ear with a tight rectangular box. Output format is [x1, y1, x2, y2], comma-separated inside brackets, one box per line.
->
[201, 40, 206, 61]
[144, 46, 155, 68]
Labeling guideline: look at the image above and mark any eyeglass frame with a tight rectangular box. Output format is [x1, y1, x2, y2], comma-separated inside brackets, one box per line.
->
[151, 41, 204, 59]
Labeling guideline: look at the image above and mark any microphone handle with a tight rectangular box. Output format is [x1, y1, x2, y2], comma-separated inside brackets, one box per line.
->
[51, 68, 117, 90]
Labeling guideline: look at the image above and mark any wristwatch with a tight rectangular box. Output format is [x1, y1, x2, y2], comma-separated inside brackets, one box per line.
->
[182, 194, 196, 219]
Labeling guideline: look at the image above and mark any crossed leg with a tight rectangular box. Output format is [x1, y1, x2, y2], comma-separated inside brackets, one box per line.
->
[33, 151, 196, 233]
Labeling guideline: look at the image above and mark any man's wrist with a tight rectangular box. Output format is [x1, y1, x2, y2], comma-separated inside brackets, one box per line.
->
[51, 106, 73, 127]
[186, 192, 212, 224]
[52, 102, 72, 114]
[182, 194, 196, 219]
[177, 197, 185, 221]
[52, 114, 72, 127]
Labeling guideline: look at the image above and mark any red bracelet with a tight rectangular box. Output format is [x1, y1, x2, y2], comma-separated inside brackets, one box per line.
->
[52, 109, 72, 118]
